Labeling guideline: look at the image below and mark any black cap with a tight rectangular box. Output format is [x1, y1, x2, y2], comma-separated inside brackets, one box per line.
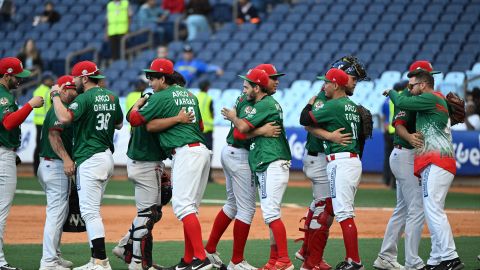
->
[183, 44, 193, 52]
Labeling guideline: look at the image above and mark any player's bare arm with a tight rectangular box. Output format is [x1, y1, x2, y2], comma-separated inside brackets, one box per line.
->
[305, 126, 352, 146]
[395, 124, 423, 149]
[48, 129, 75, 176]
[51, 84, 73, 124]
[145, 108, 194, 132]
[221, 107, 251, 133]
[245, 122, 281, 139]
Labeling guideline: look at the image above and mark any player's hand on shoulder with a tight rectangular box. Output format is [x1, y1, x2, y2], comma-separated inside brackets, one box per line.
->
[63, 158, 75, 177]
[28, 95, 45, 108]
[176, 108, 195, 123]
[221, 107, 236, 121]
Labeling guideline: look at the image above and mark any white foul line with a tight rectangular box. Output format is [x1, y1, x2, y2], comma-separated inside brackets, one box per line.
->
[15, 189, 479, 214]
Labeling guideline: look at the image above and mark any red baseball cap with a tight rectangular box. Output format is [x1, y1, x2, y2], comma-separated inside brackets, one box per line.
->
[317, 68, 349, 86]
[57, 75, 76, 89]
[238, 68, 269, 88]
[0, 57, 31, 78]
[71, 61, 105, 78]
[254, 64, 285, 78]
[409, 60, 441, 74]
[143, 58, 174, 74]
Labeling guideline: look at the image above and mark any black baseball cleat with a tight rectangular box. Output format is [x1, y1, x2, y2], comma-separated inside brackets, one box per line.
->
[335, 260, 365, 270]
[191, 258, 213, 270]
[155, 258, 191, 270]
[0, 264, 22, 270]
[431, 258, 464, 270]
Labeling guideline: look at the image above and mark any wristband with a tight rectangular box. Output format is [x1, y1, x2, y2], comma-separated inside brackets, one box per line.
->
[51, 91, 60, 98]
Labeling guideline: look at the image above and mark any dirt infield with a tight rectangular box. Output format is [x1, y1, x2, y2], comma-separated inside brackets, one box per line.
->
[5, 205, 480, 244]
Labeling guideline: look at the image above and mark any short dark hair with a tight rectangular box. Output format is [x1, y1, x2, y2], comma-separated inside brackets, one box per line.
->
[199, 80, 210, 92]
[88, 77, 100, 85]
[172, 71, 186, 87]
[147, 72, 176, 85]
[407, 69, 434, 88]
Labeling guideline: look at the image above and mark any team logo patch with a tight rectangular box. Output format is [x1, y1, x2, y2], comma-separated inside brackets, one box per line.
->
[314, 100, 324, 110]
[249, 108, 257, 115]
[69, 102, 78, 110]
[109, 94, 115, 102]
[0, 97, 8, 105]
[244, 105, 253, 114]
[7, 68, 13, 74]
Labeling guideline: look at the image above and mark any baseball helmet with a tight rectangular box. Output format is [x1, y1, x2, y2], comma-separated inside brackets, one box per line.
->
[331, 56, 370, 81]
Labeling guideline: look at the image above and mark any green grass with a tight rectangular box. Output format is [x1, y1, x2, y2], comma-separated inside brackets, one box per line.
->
[4, 238, 480, 270]
[14, 177, 480, 209]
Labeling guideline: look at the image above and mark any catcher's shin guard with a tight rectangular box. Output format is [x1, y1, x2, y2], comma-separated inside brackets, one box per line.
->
[130, 205, 163, 268]
[304, 200, 334, 267]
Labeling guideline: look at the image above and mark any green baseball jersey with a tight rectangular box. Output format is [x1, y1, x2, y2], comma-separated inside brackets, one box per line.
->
[243, 95, 291, 172]
[226, 93, 254, 150]
[138, 85, 205, 153]
[392, 90, 416, 149]
[305, 91, 327, 153]
[126, 106, 168, 161]
[67, 87, 123, 166]
[389, 90, 456, 176]
[40, 106, 73, 159]
[310, 96, 361, 155]
[0, 84, 21, 149]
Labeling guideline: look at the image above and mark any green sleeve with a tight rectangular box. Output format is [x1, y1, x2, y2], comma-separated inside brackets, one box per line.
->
[68, 94, 87, 122]
[389, 91, 436, 111]
[311, 101, 335, 124]
[114, 97, 123, 124]
[244, 100, 272, 127]
[138, 94, 162, 122]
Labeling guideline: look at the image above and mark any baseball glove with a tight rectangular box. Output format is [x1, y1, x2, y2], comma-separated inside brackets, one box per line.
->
[160, 170, 172, 205]
[357, 105, 373, 158]
[446, 92, 466, 126]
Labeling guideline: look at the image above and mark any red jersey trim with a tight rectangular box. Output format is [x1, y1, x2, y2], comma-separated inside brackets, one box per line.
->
[199, 120, 204, 132]
[128, 110, 146, 126]
[309, 111, 318, 124]
[67, 109, 75, 122]
[49, 127, 64, 132]
[393, 119, 406, 127]
[233, 128, 248, 140]
[414, 152, 456, 177]
[243, 119, 255, 129]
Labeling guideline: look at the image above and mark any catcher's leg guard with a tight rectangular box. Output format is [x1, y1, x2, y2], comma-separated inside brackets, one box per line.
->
[131, 205, 163, 269]
[304, 200, 334, 268]
[296, 203, 315, 261]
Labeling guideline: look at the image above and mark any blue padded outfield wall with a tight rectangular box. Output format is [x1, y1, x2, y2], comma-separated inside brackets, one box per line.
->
[286, 128, 480, 176]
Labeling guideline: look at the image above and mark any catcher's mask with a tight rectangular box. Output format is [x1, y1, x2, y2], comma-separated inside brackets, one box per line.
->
[331, 56, 370, 81]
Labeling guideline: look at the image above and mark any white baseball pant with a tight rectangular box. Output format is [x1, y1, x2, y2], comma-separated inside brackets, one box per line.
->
[378, 148, 424, 269]
[327, 153, 362, 222]
[303, 153, 330, 228]
[221, 145, 256, 224]
[421, 164, 458, 266]
[171, 144, 211, 220]
[37, 158, 70, 267]
[0, 146, 16, 266]
[76, 149, 114, 243]
[256, 160, 290, 224]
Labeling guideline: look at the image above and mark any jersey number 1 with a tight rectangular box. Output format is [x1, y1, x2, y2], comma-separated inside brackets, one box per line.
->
[350, 122, 358, 139]
[96, 113, 111, 130]
[183, 106, 196, 123]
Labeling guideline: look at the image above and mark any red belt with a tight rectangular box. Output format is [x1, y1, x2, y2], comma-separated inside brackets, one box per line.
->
[394, 145, 403, 149]
[43, 157, 56, 161]
[326, 152, 358, 162]
[171, 142, 201, 155]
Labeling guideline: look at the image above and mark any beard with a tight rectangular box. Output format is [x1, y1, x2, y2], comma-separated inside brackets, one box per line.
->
[76, 82, 85, 94]
[7, 78, 18, 89]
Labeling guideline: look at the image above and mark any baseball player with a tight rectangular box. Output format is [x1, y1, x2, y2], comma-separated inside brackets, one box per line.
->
[222, 68, 293, 270]
[113, 74, 194, 270]
[204, 64, 284, 270]
[129, 58, 213, 270]
[297, 57, 369, 270]
[0, 57, 43, 270]
[384, 69, 463, 270]
[37, 75, 78, 270]
[300, 68, 364, 270]
[374, 61, 439, 270]
[50, 60, 123, 270]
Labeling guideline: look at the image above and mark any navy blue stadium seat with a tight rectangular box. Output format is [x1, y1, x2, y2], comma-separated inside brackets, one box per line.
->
[348, 3, 366, 13]
[267, 13, 284, 23]
[301, 42, 320, 53]
[368, 4, 385, 14]
[214, 32, 230, 43]
[360, 42, 380, 53]
[442, 43, 462, 53]
[295, 52, 313, 63]
[447, 32, 468, 44]
[298, 72, 318, 81]
[463, 44, 480, 55]
[424, 4, 444, 15]
[238, 23, 257, 33]
[205, 41, 223, 52]
[373, 52, 392, 63]
[274, 51, 293, 61]
[414, 23, 432, 34]
[414, 51, 436, 62]
[440, 13, 459, 23]
[328, 32, 347, 42]
[262, 41, 280, 51]
[362, 14, 380, 23]
[258, 22, 276, 33]
[290, 32, 308, 42]
[278, 22, 296, 34]
[292, 3, 310, 14]
[427, 33, 446, 43]
[250, 32, 268, 42]
[321, 42, 338, 53]
[232, 32, 250, 42]
[311, 4, 328, 14]
[282, 42, 300, 52]
[243, 42, 261, 52]
[354, 22, 374, 33]
[407, 33, 426, 43]
[453, 23, 472, 33]
[254, 51, 273, 63]
[388, 32, 407, 43]
[374, 23, 393, 33]
[271, 33, 288, 42]
[215, 51, 234, 62]
[223, 42, 241, 51]
[272, 4, 290, 14]
[309, 32, 327, 43]
[386, 3, 405, 13]
[211, 3, 233, 23]
[235, 51, 254, 60]
[297, 23, 315, 33]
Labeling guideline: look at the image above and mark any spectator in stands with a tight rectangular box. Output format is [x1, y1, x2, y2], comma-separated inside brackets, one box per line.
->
[137, 0, 169, 28]
[32, 1, 61, 26]
[0, 0, 14, 22]
[174, 44, 223, 85]
[156, 44, 169, 59]
[32, 72, 55, 176]
[162, 0, 185, 14]
[185, 0, 212, 41]
[381, 81, 407, 188]
[17, 39, 43, 78]
[236, 0, 260, 25]
[106, 0, 133, 60]
[196, 80, 214, 182]
[126, 79, 148, 112]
